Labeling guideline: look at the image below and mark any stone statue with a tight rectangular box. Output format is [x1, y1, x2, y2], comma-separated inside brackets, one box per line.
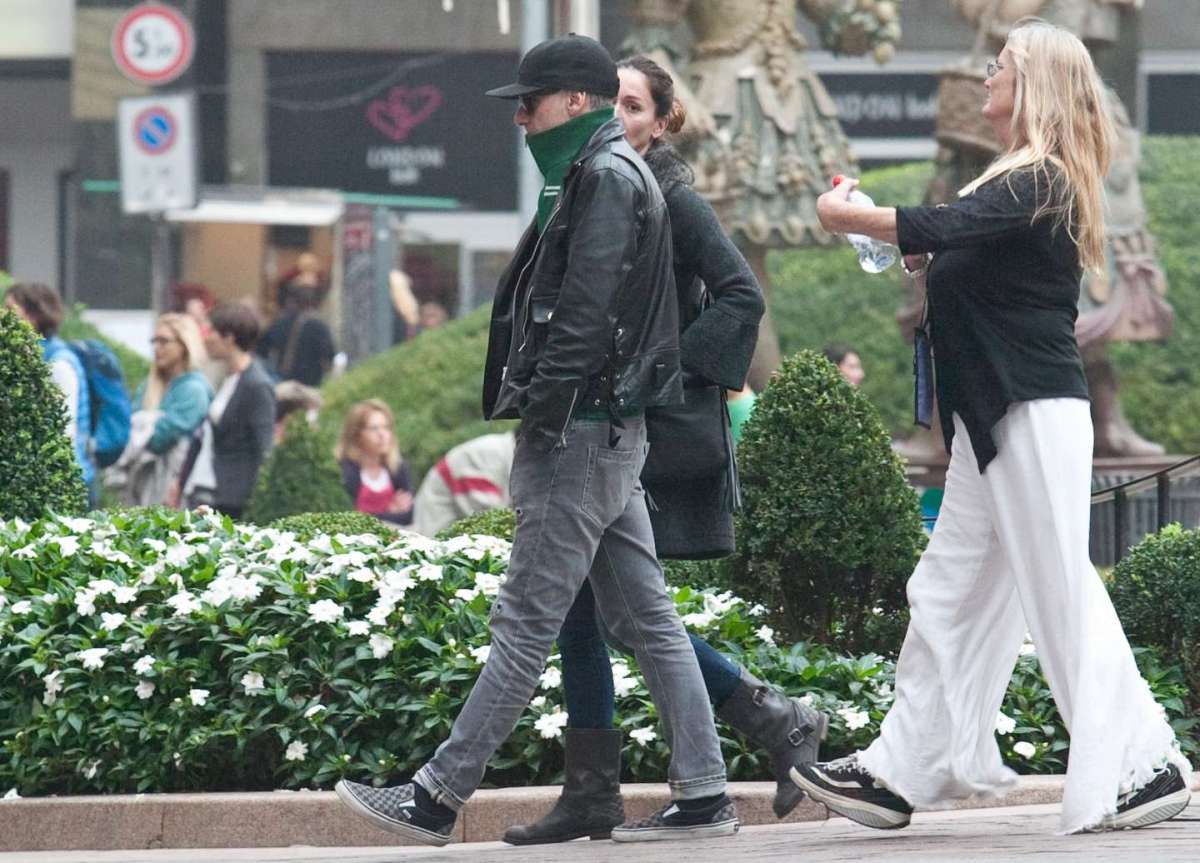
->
[624, 0, 901, 389]
[901, 0, 1170, 459]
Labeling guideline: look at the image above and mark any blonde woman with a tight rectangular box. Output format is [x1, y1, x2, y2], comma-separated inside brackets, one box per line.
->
[335, 400, 413, 526]
[792, 18, 1192, 834]
[137, 313, 213, 457]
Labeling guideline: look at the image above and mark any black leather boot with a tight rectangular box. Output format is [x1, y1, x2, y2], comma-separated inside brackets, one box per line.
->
[717, 668, 828, 818]
[502, 727, 625, 845]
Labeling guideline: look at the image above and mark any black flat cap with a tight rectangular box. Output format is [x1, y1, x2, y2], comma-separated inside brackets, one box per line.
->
[486, 33, 618, 99]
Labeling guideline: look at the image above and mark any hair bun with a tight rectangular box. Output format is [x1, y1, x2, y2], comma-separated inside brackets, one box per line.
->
[666, 99, 687, 134]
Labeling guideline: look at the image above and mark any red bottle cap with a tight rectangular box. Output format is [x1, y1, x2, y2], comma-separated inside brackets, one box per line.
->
[832, 174, 846, 187]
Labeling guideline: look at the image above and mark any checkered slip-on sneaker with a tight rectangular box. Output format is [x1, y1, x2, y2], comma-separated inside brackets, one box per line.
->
[610, 795, 739, 843]
[1101, 764, 1190, 831]
[334, 779, 455, 846]
[790, 755, 912, 830]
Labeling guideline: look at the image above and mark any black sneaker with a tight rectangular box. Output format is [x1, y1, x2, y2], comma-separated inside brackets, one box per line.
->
[1102, 763, 1190, 830]
[790, 755, 913, 829]
[334, 779, 456, 846]
[610, 795, 740, 842]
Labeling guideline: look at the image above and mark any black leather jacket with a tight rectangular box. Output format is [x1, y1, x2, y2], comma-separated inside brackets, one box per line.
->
[482, 117, 683, 450]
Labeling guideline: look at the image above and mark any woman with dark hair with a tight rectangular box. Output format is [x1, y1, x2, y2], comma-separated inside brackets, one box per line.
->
[792, 19, 1191, 834]
[821, 342, 865, 387]
[179, 303, 276, 518]
[503, 55, 824, 847]
[5, 283, 93, 495]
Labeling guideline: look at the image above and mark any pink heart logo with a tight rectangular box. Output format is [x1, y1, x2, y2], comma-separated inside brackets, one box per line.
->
[366, 86, 444, 142]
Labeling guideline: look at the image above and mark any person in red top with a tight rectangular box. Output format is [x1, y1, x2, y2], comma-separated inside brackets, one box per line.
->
[335, 399, 413, 526]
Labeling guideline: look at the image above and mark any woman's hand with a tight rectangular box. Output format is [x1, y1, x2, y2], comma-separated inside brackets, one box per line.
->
[817, 176, 858, 232]
[388, 489, 413, 514]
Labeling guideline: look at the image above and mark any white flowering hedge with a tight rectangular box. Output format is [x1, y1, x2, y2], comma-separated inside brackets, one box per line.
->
[0, 509, 1193, 795]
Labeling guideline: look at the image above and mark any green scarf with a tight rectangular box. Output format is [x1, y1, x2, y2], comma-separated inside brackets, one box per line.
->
[526, 107, 614, 233]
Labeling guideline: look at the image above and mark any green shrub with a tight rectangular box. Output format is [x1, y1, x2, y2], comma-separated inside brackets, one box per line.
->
[244, 415, 349, 525]
[437, 507, 516, 542]
[0, 309, 87, 520]
[0, 510, 1191, 796]
[319, 307, 513, 487]
[1109, 523, 1200, 708]
[732, 350, 925, 654]
[662, 557, 733, 592]
[270, 511, 396, 542]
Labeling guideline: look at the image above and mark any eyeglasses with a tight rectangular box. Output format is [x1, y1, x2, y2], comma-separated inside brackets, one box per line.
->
[518, 90, 552, 115]
[150, 336, 180, 347]
[986, 60, 1005, 79]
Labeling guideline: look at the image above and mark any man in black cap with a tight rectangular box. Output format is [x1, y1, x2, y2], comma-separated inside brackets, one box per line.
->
[335, 33, 735, 846]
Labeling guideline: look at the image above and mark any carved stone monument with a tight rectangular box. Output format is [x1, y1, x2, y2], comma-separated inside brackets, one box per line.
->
[624, 0, 901, 389]
[898, 0, 1170, 461]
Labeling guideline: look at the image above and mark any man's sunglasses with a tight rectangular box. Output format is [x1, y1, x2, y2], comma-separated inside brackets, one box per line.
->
[519, 90, 553, 114]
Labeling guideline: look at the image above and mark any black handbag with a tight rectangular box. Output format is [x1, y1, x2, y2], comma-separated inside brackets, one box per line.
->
[642, 384, 729, 482]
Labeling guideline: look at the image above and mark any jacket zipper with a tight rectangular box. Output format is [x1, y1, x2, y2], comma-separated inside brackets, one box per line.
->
[516, 198, 565, 352]
[557, 386, 580, 449]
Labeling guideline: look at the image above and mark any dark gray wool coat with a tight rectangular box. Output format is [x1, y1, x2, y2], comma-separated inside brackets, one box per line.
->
[642, 144, 764, 559]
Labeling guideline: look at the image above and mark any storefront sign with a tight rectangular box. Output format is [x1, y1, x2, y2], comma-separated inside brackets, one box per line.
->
[820, 72, 941, 139]
[267, 52, 519, 211]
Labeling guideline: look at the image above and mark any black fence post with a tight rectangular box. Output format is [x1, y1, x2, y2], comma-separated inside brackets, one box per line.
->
[1157, 473, 1171, 530]
[1113, 488, 1128, 564]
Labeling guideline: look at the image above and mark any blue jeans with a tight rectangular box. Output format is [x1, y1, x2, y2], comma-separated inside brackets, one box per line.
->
[415, 418, 726, 809]
[560, 579, 743, 729]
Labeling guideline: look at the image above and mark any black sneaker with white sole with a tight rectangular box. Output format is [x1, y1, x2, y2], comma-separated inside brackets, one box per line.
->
[1102, 763, 1190, 831]
[790, 755, 913, 829]
[610, 795, 740, 842]
[334, 779, 456, 846]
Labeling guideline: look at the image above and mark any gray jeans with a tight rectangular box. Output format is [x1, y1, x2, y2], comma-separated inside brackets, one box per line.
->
[415, 416, 727, 809]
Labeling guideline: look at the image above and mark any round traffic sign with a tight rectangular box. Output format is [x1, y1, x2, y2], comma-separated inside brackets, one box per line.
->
[111, 3, 195, 86]
[133, 106, 178, 155]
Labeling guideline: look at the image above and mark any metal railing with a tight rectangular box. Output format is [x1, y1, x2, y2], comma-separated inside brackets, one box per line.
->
[1090, 454, 1200, 566]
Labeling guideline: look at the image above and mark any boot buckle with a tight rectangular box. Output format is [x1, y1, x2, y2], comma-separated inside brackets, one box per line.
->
[787, 726, 809, 747]
[752, 687, 768, 707]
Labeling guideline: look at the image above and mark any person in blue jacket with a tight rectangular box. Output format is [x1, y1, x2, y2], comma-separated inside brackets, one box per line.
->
[135, 312, 213, 458]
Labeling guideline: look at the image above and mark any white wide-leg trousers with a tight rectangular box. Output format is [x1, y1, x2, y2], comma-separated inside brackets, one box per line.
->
[858, 398, 1191, 834]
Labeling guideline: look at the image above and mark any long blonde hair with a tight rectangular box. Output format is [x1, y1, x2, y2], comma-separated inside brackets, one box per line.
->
[335, 399, 401, 473]
[960, 18, 1115, 273]
[142, 312, 207, 409]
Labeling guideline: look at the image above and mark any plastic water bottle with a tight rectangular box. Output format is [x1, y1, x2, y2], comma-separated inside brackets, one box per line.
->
[832, 175, 899, 274]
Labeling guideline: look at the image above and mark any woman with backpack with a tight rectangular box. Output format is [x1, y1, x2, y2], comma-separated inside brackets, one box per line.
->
[5, 283, 95, 502]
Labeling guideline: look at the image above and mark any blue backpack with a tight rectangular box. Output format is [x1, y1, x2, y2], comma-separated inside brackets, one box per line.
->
[68, 340, 132, 468]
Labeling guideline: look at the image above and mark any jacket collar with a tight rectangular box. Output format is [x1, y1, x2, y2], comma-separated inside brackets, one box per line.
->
[572, 116, 627, 168]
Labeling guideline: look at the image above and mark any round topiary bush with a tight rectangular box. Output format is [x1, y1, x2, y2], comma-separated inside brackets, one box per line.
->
[0, 308, 87, 520]
[270, 511, 396, 541]
[1109, 523, 1200, 706]
[438, 507, 516, 542]
[244, 414, 349, 525]
[732, 350, 926, 654]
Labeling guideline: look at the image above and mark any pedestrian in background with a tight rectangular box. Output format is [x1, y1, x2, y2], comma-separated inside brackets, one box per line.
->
[335, 399, 413, 526]
[794, 17, 1192, 834]
[822, 342, 865, 387]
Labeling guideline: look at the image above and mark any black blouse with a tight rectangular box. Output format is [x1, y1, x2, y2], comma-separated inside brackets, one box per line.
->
[896, 169, 1089, 472]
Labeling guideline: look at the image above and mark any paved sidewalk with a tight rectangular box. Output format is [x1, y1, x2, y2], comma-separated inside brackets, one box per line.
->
[1, 802, 1196, 863]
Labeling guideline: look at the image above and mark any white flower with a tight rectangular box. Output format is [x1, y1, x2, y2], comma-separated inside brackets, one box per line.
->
[9, 600, 32, 615]
[309, 534, 335, 555]
[304, 704, 326, 719]
[88, 579, 118, 597]
[755, 625, 775, 644]
[74, 590, 97, 617]
[470, 645, 492, 664]
[1013, 741, 1037, 759]
[133, 655, 156, 675]
[530, 696, 546, 708]
[875, 682, 893, 698]
[538, 666, 562, 690]
[1019, 642, 1037, 657]
[455, 587, 481, 602]
[113, 586, 138, 604]
[474, 572, 504, 596]
[83, 760, 100, 780]
[369, 633, 394, 660]
[41, 593, 57, 605]
[100, 612, 126, 632]
[284, 740, 308, 762]
[165, 543, 198, 567]
[347, 568, 377, 584]
[377, 570, 416, 604]
[52, 535, 80, 557]
[748, 603, 767, 616]
[681, 611, 716, 629]
[630, 727, 657, 746]
[533, 709, 568, 740]
[366, 602, 394, 627]
[241, 671, 265, 695]
[12, 545, 37, 560]
[307, 599, 345, 624]
[142, 538, 167, 554]
[798, 693, 816, 707]
[42, 670, 63, 705]
[165, 591, 201, 617]
[837, 706, 870, 731]
[77, 647, 109, 670]
[3, 788, 20, 799]
[415, 563, 443, 582]
[60, 516, 95, 533]
[995, 712, 1017, 736]
[346, 620, 370, 637]
[189, 688, 210, 707]
[135, 680, 156, 700]
[327, 551, 370, 571]
[702, 591, 737, 616]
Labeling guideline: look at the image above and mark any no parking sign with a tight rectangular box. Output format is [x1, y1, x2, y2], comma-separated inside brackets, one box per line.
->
[118, 93, 197, 214]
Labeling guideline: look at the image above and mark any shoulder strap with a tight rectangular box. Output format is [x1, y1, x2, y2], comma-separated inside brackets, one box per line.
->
[279, 313, 312, 377]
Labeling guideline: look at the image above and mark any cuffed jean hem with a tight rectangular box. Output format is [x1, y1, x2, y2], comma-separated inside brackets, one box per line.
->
[413, 765, 467, 813]
[669, 772, 727, 800]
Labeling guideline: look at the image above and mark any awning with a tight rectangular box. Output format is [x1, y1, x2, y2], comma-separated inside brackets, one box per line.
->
[165, 187, 344, 226]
